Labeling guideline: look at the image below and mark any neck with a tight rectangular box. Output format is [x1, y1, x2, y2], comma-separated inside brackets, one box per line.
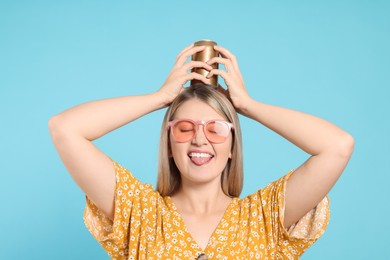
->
[171, 179, 232, 215]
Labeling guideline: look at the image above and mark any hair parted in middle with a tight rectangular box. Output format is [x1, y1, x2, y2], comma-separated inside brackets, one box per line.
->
[157, 84, 243, 197]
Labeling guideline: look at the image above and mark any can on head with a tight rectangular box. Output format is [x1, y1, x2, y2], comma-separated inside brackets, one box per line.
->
[191, 40, 219, 87]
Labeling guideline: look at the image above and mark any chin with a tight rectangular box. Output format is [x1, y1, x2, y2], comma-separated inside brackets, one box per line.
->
[182, 169, 223, 184]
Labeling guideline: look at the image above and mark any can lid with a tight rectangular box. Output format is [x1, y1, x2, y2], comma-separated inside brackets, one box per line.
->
[194, 40, 217, 46]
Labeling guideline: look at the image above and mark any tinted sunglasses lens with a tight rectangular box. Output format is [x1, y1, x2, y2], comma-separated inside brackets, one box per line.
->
[173, 121, 195, 142]
[205, 121, 230, 143]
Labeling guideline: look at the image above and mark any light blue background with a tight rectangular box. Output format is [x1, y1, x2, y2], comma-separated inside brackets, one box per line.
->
[1, 1, 389, 259]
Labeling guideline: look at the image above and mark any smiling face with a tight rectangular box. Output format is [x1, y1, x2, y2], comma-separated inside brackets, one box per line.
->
[169, 98, 233, 186]
[157, 84, 243, 197]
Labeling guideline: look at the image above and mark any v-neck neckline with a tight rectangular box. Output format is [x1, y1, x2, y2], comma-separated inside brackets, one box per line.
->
[165, 196, 237, 252]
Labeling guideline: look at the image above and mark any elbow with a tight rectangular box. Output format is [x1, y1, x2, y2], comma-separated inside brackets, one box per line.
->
[48, 115, 60, 131]
[49, 115, 89, 141]
[335, 132, 355, 158]
[48, 115, 69, 140]
[48, 115, 63, 133]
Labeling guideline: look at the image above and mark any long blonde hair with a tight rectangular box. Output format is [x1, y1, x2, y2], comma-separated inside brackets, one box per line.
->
[157, 84, 243, 197]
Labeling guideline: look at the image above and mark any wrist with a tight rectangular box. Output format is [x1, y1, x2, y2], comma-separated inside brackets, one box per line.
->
[152, 90, 172, 108]
[235, 95, 254, 116]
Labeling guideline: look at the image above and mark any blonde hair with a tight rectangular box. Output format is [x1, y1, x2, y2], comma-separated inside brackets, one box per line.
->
[157, 84, 243, 197]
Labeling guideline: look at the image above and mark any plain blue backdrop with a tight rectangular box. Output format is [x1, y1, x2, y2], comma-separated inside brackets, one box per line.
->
[1, 0, 389, 259]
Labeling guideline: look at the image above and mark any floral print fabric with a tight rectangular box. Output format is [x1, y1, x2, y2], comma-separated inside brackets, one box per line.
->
[84, 160, 329, 259]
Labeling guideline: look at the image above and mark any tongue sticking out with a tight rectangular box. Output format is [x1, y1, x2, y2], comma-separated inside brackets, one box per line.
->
[190, 156, 213, 166]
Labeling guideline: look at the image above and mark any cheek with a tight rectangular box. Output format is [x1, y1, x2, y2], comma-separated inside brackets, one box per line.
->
[217, 139, 233, 161]
[168, 134, 179, 158]
[170, 142, 187, 161]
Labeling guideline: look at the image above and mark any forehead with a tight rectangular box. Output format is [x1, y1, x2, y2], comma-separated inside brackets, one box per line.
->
[173, 99, 226, 121]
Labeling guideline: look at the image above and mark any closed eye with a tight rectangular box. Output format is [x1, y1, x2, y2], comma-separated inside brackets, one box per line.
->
[180, 129, 192, 132]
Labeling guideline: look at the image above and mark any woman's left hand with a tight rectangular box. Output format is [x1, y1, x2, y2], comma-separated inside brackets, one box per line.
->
[206, 45, 251, 114]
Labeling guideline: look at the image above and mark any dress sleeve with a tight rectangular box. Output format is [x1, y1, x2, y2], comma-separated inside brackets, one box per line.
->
[83, 159, 154, 259]
[257, 170, 330, 257]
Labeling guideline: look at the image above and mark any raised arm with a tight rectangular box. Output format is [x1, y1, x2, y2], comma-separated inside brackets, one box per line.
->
[48, 44, 212, 220]
[207, 46, 354, 228]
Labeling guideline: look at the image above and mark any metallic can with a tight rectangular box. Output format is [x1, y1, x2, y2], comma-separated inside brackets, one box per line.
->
[191, 40, 219, 87]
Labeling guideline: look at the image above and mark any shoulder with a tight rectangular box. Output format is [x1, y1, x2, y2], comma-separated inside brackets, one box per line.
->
[241, 170, 295, 205]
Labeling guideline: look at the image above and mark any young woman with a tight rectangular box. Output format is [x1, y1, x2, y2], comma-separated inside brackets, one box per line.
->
[49, 43, 354, 259]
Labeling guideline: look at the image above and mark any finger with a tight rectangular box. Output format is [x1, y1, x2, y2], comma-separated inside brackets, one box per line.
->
[206, 57, 234, 73]
[183, 72, 211, 85]
[176, 45, 206, 66]
[213, 45, 239, 71]
[175, 43, 195, 61]
[206, 69, 228, 80]
[213, 45, 235, 59]
[183, 61, 213, 72]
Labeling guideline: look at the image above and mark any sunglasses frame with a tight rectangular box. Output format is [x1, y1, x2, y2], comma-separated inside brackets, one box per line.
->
[168, 119, 234, 144]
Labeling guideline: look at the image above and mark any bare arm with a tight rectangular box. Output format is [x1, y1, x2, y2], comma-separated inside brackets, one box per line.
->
[241, 100, 354, 227]
[48, 44, 212, 220]
[207, 45, 354, 228]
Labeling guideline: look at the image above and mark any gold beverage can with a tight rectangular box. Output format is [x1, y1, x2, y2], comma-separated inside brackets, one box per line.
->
[191, 40, 219, 87]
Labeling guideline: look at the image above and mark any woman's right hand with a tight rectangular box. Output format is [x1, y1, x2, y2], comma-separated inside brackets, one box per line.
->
[157, 44, 213, 106]
[48, 44, 212, 222]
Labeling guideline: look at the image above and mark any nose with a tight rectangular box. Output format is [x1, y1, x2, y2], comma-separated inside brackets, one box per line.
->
[191, 125, 208, 145]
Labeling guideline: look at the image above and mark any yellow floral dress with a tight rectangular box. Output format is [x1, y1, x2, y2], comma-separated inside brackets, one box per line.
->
[84, 160, 329, 259]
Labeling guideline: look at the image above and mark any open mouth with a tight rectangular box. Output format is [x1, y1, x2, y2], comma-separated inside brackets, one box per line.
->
[188, 152, 214, 166]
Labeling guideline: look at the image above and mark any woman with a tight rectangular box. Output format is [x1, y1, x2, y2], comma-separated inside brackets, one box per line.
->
[49, 43, 354, 259]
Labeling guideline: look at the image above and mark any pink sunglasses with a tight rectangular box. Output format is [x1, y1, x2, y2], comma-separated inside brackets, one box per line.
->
[168, 119, 234, 143]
